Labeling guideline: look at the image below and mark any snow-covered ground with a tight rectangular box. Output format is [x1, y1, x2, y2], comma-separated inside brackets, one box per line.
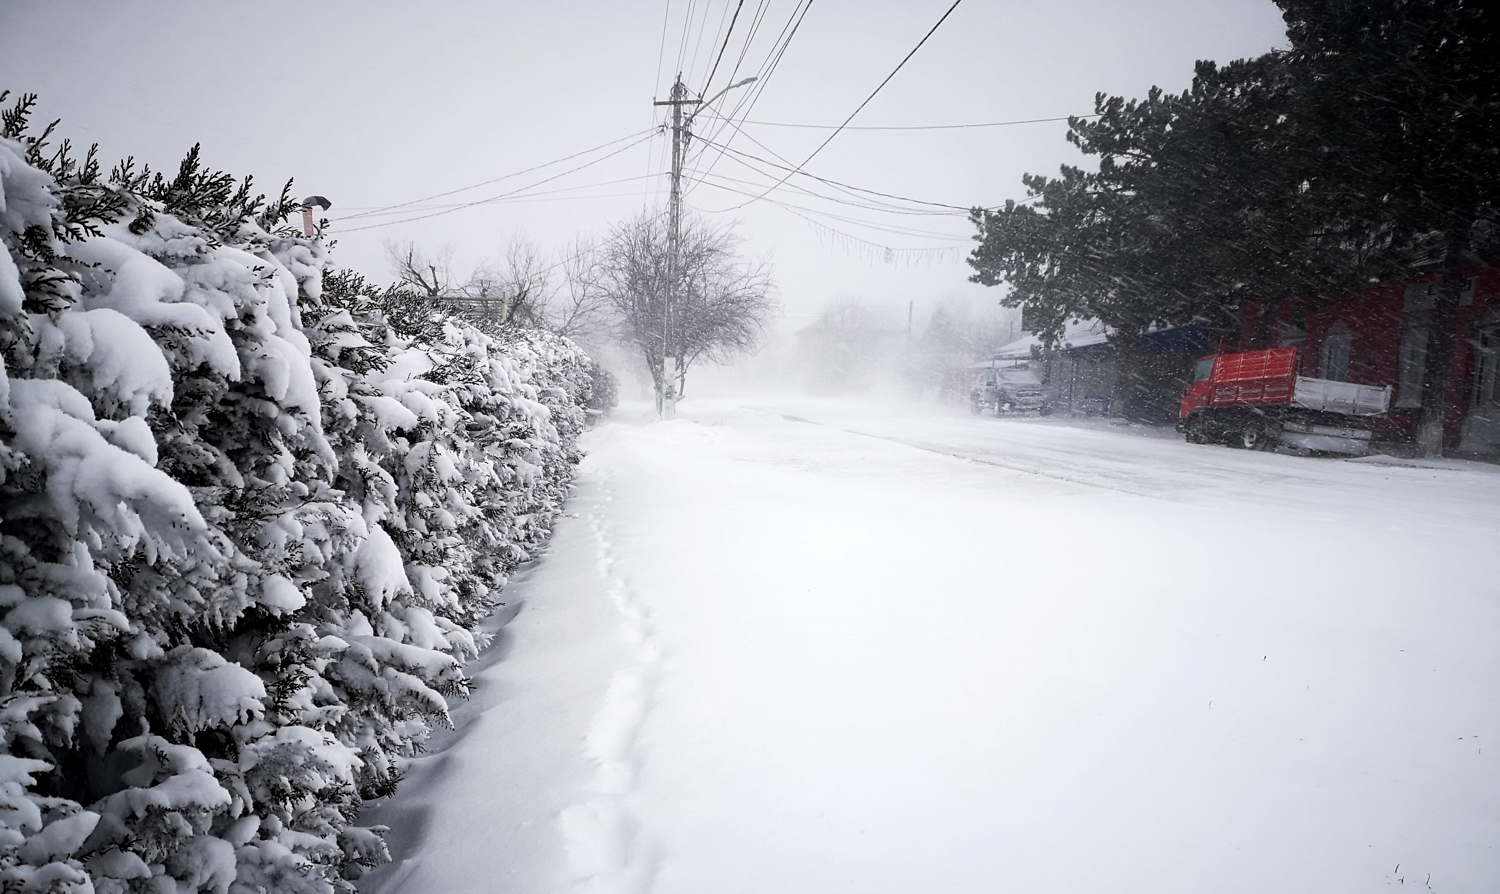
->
[358, 398, 1500, 894]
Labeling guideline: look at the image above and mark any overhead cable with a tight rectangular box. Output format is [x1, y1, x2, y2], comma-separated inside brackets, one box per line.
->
[683, 0, 815, 192]
[336, 174, 660, 219]
[337, 133, 655, 233]
[696, 113, 1098, 131]
[692, 177, 969, 240]
[335, 128, 655, 222]
[701, 0, 747, 95]
[692, 133, 975, 212]
[720, 0, 966, 211]
[686, 115, 935, 214]
[654, 0, 673, 97]
[694, 161, 959, 219]
[685, 199, 965, 267]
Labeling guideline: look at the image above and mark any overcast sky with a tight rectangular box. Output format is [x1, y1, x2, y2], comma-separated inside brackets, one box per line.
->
[1, 0, 1289, 339]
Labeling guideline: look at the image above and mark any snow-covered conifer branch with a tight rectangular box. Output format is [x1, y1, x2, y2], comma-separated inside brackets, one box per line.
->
[0, 96, 594, 894]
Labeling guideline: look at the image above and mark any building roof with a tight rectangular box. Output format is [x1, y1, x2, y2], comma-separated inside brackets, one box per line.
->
[991, 319, 1110, 360]
[795, 304, 906, 338]
[992, 320, 1210, 359]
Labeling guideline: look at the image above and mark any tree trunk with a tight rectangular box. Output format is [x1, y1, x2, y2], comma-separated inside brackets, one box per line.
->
[1248, 298, 1285, 349]
[1414, 226, 1472, 457]
[1108, 335, 1138, 418]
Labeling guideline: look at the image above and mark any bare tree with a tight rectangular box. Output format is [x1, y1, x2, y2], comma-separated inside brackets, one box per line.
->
[547, 236, 614, 345]
[385, 238, 548, 328]
[595, 210, 775, 402]
[384, 239, 458, 297]
[489, 235, 551, 327]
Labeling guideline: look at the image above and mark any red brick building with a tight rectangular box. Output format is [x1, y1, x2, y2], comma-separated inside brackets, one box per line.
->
[1234, 266, 1500, 456]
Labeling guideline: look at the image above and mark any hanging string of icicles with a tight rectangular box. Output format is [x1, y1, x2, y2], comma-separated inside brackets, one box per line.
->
[800, 216, 968, 267]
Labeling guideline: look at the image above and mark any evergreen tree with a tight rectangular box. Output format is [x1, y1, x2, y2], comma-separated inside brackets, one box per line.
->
[1276, 0, 1500, 453]
[0, 92, 594, 893]
[968, 0, 1500, 451]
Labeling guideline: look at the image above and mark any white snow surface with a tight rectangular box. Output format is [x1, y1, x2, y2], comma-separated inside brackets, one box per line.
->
[360, 398, 1500, 894]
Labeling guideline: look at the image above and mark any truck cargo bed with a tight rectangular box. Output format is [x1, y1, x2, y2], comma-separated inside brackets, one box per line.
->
[1207, 348, 1297, 407]
[1291, 377, 1392, 416]
[1204, 347, 1392, 415]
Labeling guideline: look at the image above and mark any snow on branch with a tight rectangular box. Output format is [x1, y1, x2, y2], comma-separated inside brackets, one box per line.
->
[0, 97, 596, 894]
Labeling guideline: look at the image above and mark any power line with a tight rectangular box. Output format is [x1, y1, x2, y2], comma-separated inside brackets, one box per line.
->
[702, 0, 747, 95]
[685, 0, 721, 88]
[715, 120, 1045, 213]
[335, 128, 655, 222]
[688, 116, 949, 215]
[682, 0, 815, 194]
[674, 0, 697, 77]
[723, 0, 772, 91]
[693, 158, 960, 220]
[690, 107, 1024, 216]
[693, 0, 808, 149]
[697, 112, 1099, 131]
[692, 133, 973, 212]
[337, 134, 655, 233]
[646, 0, 675, 210]
[654, 0, 673, 96]
[691, 175, 969, 240]
[721, 0, 966, 211]
[685, 198, 966, 266]
[336, 174, 661, 218]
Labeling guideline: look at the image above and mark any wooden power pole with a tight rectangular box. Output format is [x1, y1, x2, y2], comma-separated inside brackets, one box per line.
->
[653, 75, 700, 416]
[649, 74, 756, 416]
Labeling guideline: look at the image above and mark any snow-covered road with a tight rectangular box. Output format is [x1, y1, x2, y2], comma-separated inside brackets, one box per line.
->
[360, 399, 1500, 894]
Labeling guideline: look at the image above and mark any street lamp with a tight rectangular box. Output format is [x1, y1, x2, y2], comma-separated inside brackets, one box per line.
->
[686, 77, 758, 130]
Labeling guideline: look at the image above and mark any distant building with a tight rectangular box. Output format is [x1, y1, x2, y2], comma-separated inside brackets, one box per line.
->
[990, 319, 1210, 423]
[793, 305, 907, 394]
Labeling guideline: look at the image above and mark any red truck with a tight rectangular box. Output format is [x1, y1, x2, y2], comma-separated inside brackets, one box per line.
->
[1178, 347, 1392, 454]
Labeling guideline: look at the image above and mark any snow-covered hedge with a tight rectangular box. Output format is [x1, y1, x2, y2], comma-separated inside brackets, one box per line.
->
[0, 96, 591, 893]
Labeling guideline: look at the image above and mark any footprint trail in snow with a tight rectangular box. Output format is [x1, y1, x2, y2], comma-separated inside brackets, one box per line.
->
[560, 475, 662, 894]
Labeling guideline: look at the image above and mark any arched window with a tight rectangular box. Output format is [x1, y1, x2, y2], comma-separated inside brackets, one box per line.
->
[1319, 322, 1353, 382]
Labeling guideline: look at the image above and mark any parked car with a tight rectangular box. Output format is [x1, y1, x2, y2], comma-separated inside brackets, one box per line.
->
[971, 367, 1048, 416]
[1178, 347, 1391, 454]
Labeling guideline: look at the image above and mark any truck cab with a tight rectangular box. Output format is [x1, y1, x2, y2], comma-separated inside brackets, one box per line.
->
[971, 366, 1047, 416]
[1180, 355, 1216, 420]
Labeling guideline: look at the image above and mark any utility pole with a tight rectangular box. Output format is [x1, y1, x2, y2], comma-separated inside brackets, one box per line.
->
[653, 75, 699, 417]
[650, 74, 757, 417]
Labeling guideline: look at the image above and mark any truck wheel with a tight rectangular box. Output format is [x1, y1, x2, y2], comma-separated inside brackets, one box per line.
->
[1184, 417, 1206, 444]
[1240, 421, 1273, 451]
